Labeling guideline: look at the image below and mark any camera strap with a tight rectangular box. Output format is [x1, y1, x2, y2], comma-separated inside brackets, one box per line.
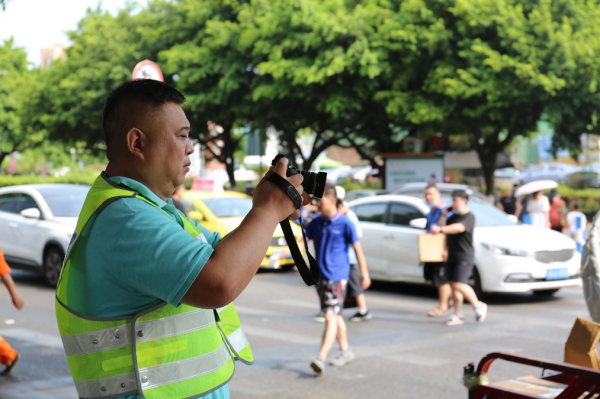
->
[267, 173, 321, 286]
[280, 218, 321, 286]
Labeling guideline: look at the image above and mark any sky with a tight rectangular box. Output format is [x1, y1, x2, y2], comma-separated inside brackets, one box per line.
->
[0, 0, 147, 66]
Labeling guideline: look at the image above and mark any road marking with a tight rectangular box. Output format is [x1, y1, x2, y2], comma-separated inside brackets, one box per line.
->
[269, 299, 319, 310]
[242, 325, 319, 345]
[0, 328, 63, 349]
[387, 353, 454, 367]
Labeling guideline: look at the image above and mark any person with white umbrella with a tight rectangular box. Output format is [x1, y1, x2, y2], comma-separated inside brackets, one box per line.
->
[515, 180, 558, 228]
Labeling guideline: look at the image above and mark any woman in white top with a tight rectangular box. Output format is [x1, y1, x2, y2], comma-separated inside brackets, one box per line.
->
[527, 191, 550, 228]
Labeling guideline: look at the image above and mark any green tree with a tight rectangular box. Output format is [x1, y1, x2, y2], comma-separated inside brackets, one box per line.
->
[234, 0, 397, 170]
[0, 38, 46, 171]
[374, 0, 600, 194]
[36, 4, 170, 152]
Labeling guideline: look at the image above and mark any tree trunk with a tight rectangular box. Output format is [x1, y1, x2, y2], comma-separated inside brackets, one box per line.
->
[0, 151, 7, 173]
[222, 127, 237, 189]
[476, 148, 497, 196]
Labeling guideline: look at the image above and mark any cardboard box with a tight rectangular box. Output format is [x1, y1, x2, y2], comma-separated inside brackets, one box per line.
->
[564, 317, 600, 370]
[418, 233, 446, 263]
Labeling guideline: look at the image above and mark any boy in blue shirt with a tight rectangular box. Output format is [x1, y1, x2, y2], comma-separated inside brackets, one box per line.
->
[305, 186, 370, 374]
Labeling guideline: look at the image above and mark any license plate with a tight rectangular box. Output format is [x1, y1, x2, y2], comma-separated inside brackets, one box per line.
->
[546, 268, 569, 280]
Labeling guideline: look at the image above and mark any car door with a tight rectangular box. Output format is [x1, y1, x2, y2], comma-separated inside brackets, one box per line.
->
[11, 194, 44, 263]
[0, 193, 23, 259]
[351, 202, 388, 280]
[383, 202, 427, 282]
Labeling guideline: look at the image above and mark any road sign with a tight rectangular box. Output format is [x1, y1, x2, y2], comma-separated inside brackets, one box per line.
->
[132, 60, 164, 82]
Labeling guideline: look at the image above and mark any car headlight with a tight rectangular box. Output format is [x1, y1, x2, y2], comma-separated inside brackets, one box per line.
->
[481, 242, 528, 257]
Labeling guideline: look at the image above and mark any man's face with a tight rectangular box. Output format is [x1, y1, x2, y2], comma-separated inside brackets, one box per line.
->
[317, 194, 336, 214]
[505, 189, 513, 197]
[424, 187, 440, 205]
[452, 196, 467, 211]
[144, 102, 193, 196]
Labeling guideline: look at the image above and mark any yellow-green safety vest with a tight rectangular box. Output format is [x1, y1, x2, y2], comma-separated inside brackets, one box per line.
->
[55, 174, 253, 399]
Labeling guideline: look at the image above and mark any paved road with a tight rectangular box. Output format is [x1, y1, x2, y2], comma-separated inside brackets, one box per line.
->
[0, 269, 590, 398]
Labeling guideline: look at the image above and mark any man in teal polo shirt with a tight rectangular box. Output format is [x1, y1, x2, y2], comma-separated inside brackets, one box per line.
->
[60, 79, 308, 398]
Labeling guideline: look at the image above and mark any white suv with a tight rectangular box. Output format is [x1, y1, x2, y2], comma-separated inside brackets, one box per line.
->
[0, 184, 90, 285]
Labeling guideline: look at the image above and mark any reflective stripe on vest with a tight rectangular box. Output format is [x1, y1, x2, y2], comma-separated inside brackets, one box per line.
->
[56, 173, 253, 399]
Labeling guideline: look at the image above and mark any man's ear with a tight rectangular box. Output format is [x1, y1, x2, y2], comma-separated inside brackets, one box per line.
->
[126, 128, 146, 161]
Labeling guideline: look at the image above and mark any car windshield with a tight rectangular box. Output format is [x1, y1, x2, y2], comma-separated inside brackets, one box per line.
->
[203, 197, 252, 218]
[439, 197, 515, 227]
[37, 186, 90, 217]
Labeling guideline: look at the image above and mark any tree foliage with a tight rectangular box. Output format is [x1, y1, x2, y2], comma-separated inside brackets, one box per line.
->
[7, 0, 600, 194]
[0, 39, 46, 170]
[373, 0, 600, 193]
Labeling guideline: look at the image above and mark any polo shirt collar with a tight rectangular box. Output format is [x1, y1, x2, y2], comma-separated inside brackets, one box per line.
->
[325, 212, 342, 223]
[104, 172, 170, 209]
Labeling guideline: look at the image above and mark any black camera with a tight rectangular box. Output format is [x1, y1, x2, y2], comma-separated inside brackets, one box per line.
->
[271, 154, 327, 198]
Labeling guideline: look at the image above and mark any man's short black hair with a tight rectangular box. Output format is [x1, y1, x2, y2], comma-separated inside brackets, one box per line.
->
[451, 189, 469, 200]
[103, 79, 186, 150]
[323, 185, 337, 199]
[573, 203, 580, 210]
[425, 183, 439, 191]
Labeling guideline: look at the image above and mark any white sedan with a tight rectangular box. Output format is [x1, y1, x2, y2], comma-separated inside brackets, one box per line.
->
[0, 184, 90, 286]
[348, 194, 581, 296]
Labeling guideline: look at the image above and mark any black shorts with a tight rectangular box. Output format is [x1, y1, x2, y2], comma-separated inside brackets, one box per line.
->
[423, 262, 447, 287]
[318, 280, 348, 315]
[346, 264, 364, 297]
[444, 261, 474, 284]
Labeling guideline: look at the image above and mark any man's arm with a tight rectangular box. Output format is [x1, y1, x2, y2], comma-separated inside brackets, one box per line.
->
[431, 222, 466, 235]
[351, 242, 371, 290]
[1, 273, 24, 310]
[182, 158, 309, 309]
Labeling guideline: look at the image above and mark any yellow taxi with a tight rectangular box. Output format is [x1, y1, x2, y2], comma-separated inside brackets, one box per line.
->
[182, 190, 303, 269]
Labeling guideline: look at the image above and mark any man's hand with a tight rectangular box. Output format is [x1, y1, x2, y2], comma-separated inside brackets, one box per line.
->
[361, 276, 371, 290]
[442, 249, 448, 262]
[430, 225, 442, 234]
[253, 157, 310, 222]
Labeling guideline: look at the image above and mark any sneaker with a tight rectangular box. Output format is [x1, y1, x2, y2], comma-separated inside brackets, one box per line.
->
[313, 312, 325, 323]
[1, 354, 19, 375]
[310, 356, 325, 374]
[445, 314, 464, 326]
[349, 310, 372, 322]
[475, 302, 488, 322]
[330, 349, 355, 367]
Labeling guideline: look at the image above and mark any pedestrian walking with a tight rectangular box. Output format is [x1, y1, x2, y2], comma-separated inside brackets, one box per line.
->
[567, 203, 587, 239]
[54, 80, 309, 399]
[549, 190, 568, 233]
[423, 184, 453, 317]
[0, 248, 24, 375]
[306, 186, 370, 373]
[336, 192, 371, 322]
[430, 190, 487, 326]
[527, 190, 551, 228]
[497, 187, 521, 216]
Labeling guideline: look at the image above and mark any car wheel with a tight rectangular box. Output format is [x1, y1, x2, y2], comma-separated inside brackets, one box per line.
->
[44, 246, 64, 287]
[533, 289, 560, 297]
[468, 267, 485, 300]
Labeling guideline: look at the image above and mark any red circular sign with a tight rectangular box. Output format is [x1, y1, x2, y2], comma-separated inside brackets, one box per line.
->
[132, 60, 164, 82]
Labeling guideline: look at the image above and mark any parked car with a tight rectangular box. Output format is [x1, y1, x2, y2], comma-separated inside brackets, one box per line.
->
[517, 163, 581, 184]
[566, 162, 600, 188]
[348, 194, 581, 296]
[345, 189, 389, 201]
[494, 167, 521, 179]
[392, 182, 492, 204]
[183, 190, 303, 269]
[0, 184, 90, 286]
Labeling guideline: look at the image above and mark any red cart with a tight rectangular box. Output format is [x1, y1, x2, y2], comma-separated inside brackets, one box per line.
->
[465, 352, 600, 398]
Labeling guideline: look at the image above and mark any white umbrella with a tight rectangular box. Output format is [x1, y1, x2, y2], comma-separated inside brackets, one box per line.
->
[514, 180, 558, 197]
